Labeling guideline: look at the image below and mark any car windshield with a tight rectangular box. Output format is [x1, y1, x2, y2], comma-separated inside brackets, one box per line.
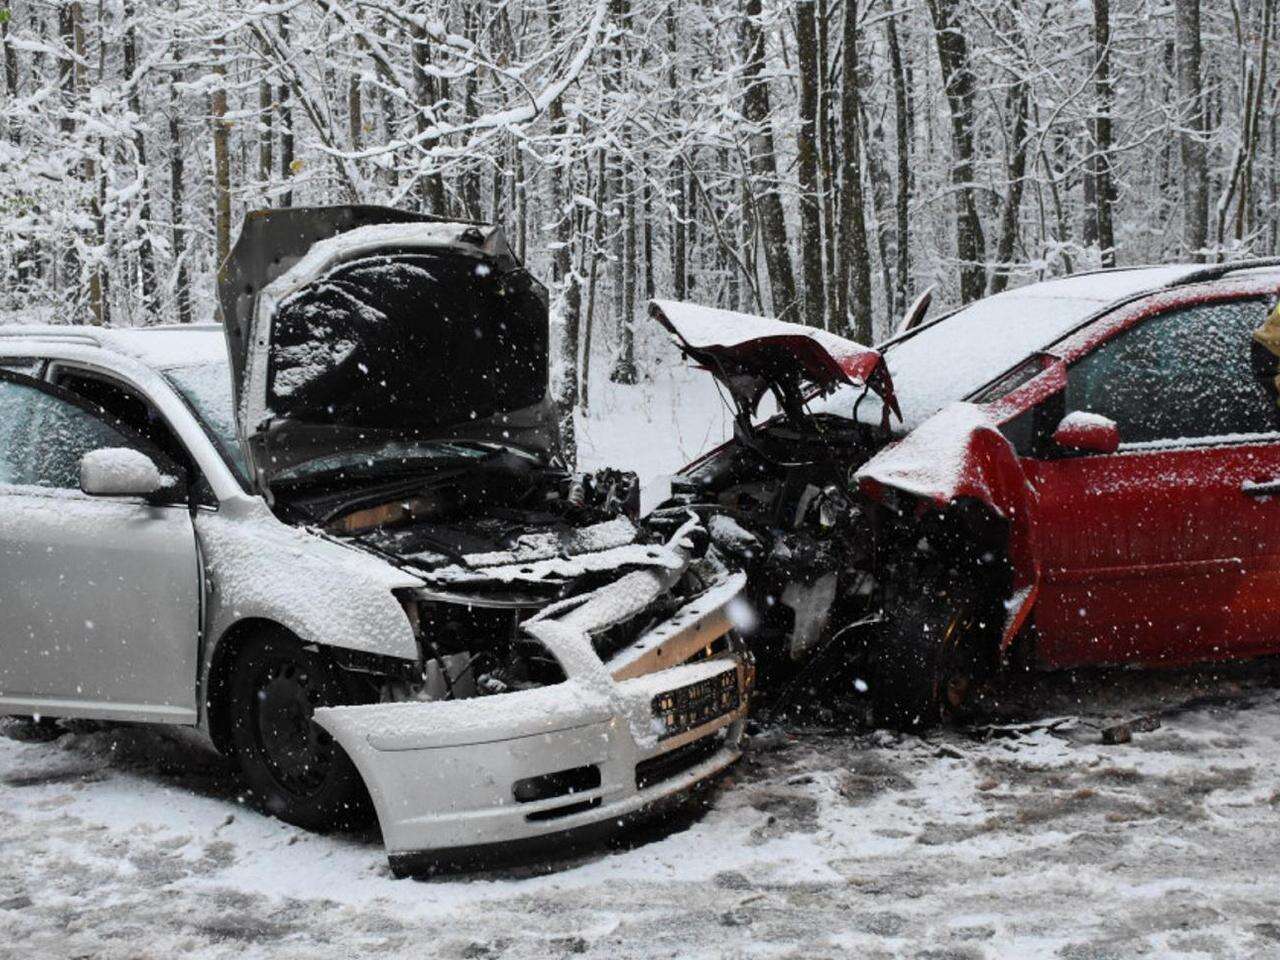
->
[161, 361, 250, 483]
[812, 267, 1199, 430]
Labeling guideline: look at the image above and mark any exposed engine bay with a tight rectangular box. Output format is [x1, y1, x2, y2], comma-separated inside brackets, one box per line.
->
[647, 414, 886, 689]
[276, 455, 716, 705]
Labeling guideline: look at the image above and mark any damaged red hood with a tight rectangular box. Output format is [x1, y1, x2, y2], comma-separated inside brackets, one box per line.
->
[649, 299, 900, 425]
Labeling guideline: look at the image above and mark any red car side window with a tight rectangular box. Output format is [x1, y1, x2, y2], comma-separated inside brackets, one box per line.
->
[1063, 299, 1276, 445]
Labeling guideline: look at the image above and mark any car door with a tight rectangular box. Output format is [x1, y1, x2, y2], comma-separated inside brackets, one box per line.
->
[1026, 296, 1280, 669]
[0, 369, 200, 723]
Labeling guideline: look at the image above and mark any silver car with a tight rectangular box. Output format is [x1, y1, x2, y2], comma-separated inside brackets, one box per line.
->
[0, 206, 751, 875]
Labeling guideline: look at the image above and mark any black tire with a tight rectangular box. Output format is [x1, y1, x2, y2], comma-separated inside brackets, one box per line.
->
[224, 629, 373, 831]
[868, 578, 985, 731]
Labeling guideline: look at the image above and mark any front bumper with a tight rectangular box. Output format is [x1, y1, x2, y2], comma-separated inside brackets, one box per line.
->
[313, 562, 751, 874]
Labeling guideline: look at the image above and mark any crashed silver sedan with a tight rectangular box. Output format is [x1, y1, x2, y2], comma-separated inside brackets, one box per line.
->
[0, 206, 751, 875]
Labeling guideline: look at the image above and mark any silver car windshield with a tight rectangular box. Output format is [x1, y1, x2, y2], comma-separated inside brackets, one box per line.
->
[161, 361, 250, 484]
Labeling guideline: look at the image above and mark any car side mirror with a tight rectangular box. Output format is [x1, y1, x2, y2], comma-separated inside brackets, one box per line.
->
[80, 448, 177, 500]
[1052, 412, 1120, 454]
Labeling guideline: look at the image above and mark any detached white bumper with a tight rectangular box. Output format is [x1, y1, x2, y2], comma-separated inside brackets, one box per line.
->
[313, 568, 751, 875]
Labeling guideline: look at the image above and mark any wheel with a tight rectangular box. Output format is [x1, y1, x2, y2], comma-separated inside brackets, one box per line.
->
[867, 577, 986, 730]
[224, 629, 373, 831]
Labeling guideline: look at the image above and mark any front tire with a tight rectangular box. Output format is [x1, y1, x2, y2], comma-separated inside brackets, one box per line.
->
[868, 579, 985, 730]
[225, 629, 373, 831]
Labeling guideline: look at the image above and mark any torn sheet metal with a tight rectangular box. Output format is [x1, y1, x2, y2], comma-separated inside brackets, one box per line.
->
[311, 518, 752, 874]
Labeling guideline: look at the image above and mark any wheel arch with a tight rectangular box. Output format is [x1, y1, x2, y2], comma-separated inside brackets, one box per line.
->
[857, 404, 1044, 656]
[203, 616, 294, 756]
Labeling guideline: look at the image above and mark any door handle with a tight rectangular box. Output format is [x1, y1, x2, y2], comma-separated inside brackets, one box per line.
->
[1243, 478, 1280, 496]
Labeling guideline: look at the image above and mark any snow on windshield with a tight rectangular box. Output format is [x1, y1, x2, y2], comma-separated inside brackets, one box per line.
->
[814, 266, 1205, 429]
[161, 361, 249, 481]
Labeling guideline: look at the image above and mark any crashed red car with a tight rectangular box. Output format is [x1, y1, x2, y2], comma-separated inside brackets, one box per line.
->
[648, 260, 1280, 727]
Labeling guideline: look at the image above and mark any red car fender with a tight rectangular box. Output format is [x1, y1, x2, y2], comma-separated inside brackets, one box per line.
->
[855, 402, 1040, 653]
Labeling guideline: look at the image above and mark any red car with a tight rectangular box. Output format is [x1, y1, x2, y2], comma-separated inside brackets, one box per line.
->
[648, 260, 1280, 727]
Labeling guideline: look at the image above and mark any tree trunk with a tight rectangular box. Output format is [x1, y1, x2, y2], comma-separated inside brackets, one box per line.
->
[924, 0, 986, 302]
[667, 1, 687, 302]
[410, 15, 447, 215]
[2, 0, 18, 111]
[837, 0, 871, 340]
[742, 0, 798, 322]
[794, 0, 824, 328]
[1264, 90, 1274, 253]
[123, 4, 157, 318]
[581, 151, 606, 411]
[513, 140, 526, 261]
[886, 8, 911, 310]
[1233, 1, 1273, 244]
[58, 2, 79, 299]
[348, 68, 362, 154]
[608, 0, 636, 384]
[816, 0, 838, 329]
[545, 0, 580, 467]
[211, 30, 232, 269]
[1092, 0, 1116, 267]
[989, 4, 1031, 294]
[169, 46, 190, 324]
[861, 101, 896, 325]
[278, 11, 294, 207]
[1173, 0, 1208, 259]
[989, 78, 1029, 294]
[622, 158, 638, 367]
[460, 7, 482, 219]
[71, 2, 107, 325]
[259, 76, 273, 189]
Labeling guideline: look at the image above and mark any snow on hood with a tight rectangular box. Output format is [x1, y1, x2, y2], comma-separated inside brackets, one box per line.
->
[649, 299, 900, 426]
[217, 206, 557, 496]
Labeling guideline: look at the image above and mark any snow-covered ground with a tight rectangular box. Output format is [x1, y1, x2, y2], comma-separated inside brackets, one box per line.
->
[7, 663, 1280, 959]
[575, 351, 736, 486]
[5, 370, 1280, 959]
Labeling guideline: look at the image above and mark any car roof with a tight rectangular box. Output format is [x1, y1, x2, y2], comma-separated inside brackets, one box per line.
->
[0, 323, 228, 369]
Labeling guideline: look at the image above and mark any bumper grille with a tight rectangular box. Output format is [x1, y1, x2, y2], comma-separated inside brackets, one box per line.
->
[635, 732, 725, 791]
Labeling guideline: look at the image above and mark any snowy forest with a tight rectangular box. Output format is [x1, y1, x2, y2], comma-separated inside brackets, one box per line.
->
[0, 0, 1276, 400]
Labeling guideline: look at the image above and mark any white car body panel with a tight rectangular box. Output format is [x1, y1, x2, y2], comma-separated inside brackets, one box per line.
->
[0, 324, 752, 870]
[316, 565, 749, 871]
[0, 484, 200, 724]
[195, 499, 421, 663]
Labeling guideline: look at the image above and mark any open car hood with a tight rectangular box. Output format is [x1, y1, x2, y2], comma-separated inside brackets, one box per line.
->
[649, 299, 900, 428]
[217, 206, 558, 497]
